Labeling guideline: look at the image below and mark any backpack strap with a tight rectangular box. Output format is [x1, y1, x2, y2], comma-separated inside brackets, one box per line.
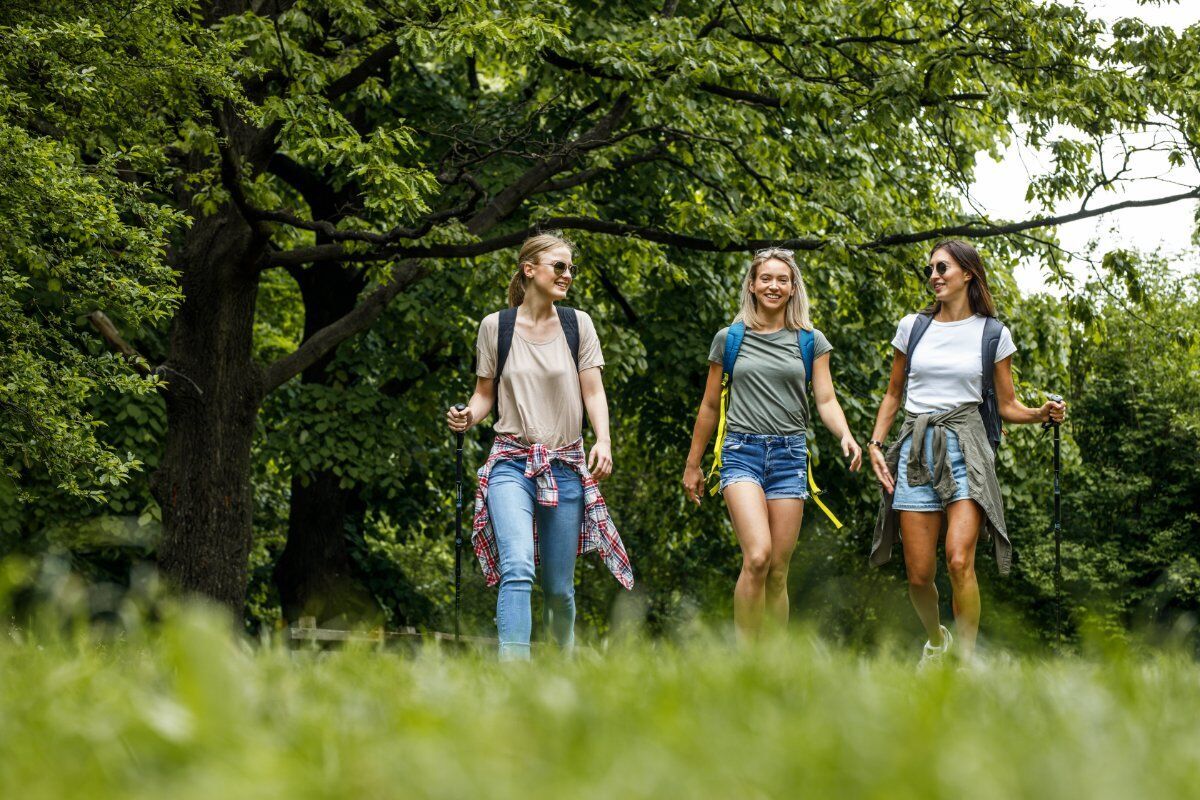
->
[796, 326, 842, 529]
[980, 316, 1005, 451]
[798, 328, 814, 386]
[494, 307, 519, 419]
[707, 321, 746, 494]
[981, 316, 1002, 395]
[722, 320, 746, 377]
[556, 306, 581, 369]
[903, 312, 935, 382]
[495, 307, 518, 383]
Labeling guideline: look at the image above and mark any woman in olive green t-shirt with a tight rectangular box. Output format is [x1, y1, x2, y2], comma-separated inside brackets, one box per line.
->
[683, 248, 862, 642]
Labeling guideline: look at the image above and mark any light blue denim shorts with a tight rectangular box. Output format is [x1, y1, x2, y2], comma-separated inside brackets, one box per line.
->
[719, 432, 809, 500]
[892, 427, 971, 511]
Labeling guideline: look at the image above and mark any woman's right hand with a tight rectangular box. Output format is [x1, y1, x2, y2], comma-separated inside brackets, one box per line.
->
[869, 444, 894, 495]
[446, 404, 473, 433]
[682, 463, 706, 506]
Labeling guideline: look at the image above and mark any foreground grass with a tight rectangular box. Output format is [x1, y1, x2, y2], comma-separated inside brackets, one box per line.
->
[2, 608, 1198, 799]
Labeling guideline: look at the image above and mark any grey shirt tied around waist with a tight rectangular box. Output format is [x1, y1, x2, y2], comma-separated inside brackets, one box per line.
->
[870, 402, 1012, 575]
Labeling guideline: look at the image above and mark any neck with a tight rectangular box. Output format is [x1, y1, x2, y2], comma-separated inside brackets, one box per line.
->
[520, 289, 556, 321]
[936, 294, 973, 322]
[753, 307, 787, 331]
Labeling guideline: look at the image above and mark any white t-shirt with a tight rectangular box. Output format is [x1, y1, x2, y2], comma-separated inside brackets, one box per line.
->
[891, 313, 1016, 414]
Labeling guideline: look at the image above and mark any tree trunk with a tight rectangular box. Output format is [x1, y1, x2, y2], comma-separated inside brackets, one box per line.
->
[272, 262, 384, 626]
[275, 470, 380, 625]
[152, 207, 265, 617]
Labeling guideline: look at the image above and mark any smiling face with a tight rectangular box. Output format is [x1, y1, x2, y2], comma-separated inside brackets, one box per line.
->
[522, 244, 575, 301]
[751, 257, 795, 314]
[928, 246, 972, 303]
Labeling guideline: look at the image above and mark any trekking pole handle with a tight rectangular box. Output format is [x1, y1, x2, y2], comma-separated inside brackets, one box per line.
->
[1042, 392, 1064, 430]
[453, 404, 466, 504]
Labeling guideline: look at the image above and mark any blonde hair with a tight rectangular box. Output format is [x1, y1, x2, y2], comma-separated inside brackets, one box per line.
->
[734, 248, 812, 330]
[507, 233, 575, 307]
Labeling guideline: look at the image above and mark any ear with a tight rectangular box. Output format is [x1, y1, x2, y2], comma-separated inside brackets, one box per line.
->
[521, 260, 535, 279]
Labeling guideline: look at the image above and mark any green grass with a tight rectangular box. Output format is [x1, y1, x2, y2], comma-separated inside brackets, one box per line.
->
[3, 605, 1199, 799]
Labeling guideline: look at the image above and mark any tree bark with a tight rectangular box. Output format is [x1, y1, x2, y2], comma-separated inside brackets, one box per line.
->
[152, 206, 266, 617]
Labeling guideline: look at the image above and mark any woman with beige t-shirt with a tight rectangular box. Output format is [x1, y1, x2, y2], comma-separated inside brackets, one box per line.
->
[447, 234, 633, 660]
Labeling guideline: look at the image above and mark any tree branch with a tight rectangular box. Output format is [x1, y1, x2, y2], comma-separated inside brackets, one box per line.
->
[861, 188, 1200, 249]
[463, 93, 634, 234]
[532, 146, 668, 195]
[267, 187, 1200, 268]
[325, 39, 400, 100]
[696, 82, 781, 108]
[595, 266, 640, 325]
[88, 311, 152, 376]
[263, 259, 428, 393]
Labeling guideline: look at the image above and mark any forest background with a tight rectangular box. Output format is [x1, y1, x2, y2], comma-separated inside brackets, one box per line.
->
[2, 0, 1198, 652]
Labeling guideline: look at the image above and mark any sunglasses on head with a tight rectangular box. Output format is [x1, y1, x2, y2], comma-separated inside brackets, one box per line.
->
[755, 247, 795, 259]
[923, 261, 952, 279]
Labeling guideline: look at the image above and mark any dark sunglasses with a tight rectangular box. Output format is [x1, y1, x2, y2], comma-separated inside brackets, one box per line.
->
[923, 261, 952, 279]
[541, 259, 581, 277]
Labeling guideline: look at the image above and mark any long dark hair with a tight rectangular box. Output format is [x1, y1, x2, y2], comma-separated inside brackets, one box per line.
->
[920, 239, 997, 317]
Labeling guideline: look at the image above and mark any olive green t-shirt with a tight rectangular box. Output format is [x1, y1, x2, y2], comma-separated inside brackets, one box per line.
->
[708, 327, 833, 435]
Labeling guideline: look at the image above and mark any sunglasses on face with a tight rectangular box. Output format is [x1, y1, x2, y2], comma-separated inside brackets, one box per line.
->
[539, 260, 580, 277]
[924, 261, 953, 279]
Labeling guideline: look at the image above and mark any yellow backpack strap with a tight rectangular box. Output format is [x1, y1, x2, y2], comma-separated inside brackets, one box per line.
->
[706, 376, 730, 495]
[806, 446, 843, 529]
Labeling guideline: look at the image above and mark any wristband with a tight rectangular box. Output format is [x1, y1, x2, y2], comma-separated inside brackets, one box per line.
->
[868, 439, 885, 451]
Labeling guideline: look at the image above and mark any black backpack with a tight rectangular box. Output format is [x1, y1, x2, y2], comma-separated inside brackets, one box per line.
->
[494, 305, 581, 422]
[904, 313, 1005, 451]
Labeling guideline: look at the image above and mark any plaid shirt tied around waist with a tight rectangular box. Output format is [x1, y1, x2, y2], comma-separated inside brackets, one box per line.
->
[471, 434, 634, 590]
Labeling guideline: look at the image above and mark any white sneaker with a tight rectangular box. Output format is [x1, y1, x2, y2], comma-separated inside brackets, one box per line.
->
[918, 625, 953, 670]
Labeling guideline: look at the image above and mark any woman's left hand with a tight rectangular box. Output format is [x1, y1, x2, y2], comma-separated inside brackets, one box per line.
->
[588, 440, 613, 480]
[1040, 399, 1067, 424]
[841, 433, 863, 472]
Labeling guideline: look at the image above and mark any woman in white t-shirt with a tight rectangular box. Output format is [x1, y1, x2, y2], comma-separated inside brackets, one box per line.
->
[867, 240, 1065, 665]
[446, 234, 632, 660]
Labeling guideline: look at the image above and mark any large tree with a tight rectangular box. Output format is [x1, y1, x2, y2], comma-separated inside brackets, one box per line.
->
[0, 2, 239, 501]
[9, 1, 1200, 618]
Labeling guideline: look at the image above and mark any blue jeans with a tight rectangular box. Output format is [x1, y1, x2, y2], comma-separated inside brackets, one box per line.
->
[486, 458, 582, 660]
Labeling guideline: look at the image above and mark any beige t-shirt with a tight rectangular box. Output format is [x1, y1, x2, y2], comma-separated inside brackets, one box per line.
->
[476, 309, 604, 447]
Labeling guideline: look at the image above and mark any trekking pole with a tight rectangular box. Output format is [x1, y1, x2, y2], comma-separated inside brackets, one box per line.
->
[1042, 392, 1064, 636]
[453, 403, 466, 643]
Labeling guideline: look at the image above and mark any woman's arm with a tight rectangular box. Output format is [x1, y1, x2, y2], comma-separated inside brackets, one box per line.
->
[579, 366, 613, 480]
[810, 353, 862, 471]
[682, 362, 726, 505]
[446, 376, 496, 432]
[994, 357, 1066, 425]
[867, 349, 907, 494]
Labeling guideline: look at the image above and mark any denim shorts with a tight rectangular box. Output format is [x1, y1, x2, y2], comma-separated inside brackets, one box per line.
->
[892, 427, 971, 511]
[718, 432, 809, 500]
